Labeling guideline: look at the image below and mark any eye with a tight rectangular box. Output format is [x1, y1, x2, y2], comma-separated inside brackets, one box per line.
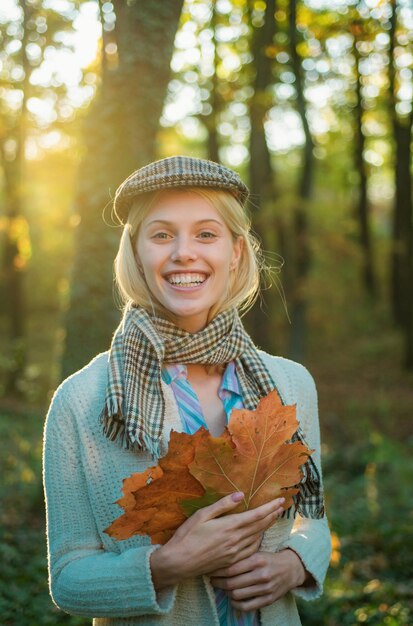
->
[152, 232, 171, 240]
[198, 231, 217, 239]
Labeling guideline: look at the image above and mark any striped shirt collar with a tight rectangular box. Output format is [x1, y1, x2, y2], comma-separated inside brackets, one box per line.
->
[161, 361, 241, 397]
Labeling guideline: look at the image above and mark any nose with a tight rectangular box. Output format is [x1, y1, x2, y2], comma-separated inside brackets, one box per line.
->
[170, 235, 197, 263]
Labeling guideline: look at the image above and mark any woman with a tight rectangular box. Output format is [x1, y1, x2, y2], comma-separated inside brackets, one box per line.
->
[43, 155, 331, 626]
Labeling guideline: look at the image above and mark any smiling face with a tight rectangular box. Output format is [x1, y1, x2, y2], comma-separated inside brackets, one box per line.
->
[135, 190, 243, 333]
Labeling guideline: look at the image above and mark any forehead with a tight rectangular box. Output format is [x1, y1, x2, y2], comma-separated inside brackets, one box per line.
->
[143, 190, 225, 224]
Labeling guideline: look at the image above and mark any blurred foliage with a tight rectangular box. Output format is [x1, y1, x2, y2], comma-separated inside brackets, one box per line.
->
[0, 0, 412, 622]
[298, 434, 413, 625]
[0, 405, 88, 625]
[1, 0, 412, 380]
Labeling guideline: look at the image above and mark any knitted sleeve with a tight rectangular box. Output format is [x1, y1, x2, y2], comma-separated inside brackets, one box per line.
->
[281, 362, 332, 601]
[43, 387, 177, 619]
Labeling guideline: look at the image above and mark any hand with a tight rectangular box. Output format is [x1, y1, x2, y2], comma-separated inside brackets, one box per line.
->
[209, 548, 309, 612]
[150, 493, 285, 589]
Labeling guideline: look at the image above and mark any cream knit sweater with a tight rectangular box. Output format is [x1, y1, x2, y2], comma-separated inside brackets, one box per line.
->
[43, 349, 331, 626]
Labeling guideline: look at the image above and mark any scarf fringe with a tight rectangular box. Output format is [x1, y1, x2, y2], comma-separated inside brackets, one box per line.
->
[100, 399, 161, 459]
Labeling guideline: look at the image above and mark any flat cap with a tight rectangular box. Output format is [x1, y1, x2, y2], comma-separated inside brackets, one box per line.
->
[113, 155, 249, 223]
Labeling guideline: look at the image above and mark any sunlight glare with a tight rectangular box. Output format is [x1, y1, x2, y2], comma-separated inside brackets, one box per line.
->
[265, 110, 305, 152]
[221, 145, 248, 167]
[305, 84, 331, 107]
[364, 149, 383, 167]
[216, 0, 232, 15]
[162, 85, 199, 124]
[175, 29, 198, 50]
[71, 1, 101, 69]
[0, 0, 20, 22]
[25, 1, 100, 131]
[27, 96, 55, 119]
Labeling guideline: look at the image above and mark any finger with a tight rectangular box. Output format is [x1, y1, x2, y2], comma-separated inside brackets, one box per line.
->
[210, 509, 278, 566]
[231, 593, 274, 612]
[226, 498, 285, 530]
[234, 506, 283, 542]
[211, 570, 256, 591]
[211, 550, 265, 579]
[211, 549, 267, 584]
[229, 537, 259, 565]
[198, 492, 245, 521]
[215, 506, 281, 550]
[225, 538, 263, 567]
[210, 559, 252, 579]
[203, 536, 258, 576]
[210, 533, 259, 572]
[229, 581, 273, 600]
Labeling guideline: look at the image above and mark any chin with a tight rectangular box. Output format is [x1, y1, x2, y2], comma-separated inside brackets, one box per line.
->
[164, 302, 208, 317]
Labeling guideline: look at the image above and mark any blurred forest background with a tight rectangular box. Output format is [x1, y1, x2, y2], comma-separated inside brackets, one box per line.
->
[0, 0, 412, 624]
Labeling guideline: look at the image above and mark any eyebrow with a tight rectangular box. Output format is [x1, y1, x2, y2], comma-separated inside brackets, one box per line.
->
[145, 218, 224, 227]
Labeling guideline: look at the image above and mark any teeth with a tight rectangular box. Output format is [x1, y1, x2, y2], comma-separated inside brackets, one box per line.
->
[167, 273, 207, 285]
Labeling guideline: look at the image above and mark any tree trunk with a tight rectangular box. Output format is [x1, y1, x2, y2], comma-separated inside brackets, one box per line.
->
[392, 120, 413, 324]
[353, 35, 376, 296]
[61, 0, 184, 380]
[248, 0, 276, 204]
[246, 0, 286, 352]
[287, 0, 314, 362]
[204, 3, 220, 163]
[388, 0, 413, 368]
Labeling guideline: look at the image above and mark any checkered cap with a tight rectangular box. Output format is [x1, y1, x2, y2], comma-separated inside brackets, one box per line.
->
[113, 155, 250, 222]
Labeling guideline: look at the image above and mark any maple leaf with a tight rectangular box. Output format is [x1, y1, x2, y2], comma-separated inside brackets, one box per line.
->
[182, 389, 313, 514]
[105, 389, 313, 544]
[104, 429, 206, 544]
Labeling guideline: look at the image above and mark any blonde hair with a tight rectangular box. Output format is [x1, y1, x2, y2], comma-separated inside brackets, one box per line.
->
[114, 187, 268, 322]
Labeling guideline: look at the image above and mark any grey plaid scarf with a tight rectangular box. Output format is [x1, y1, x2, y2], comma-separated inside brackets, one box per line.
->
[100, 305, 324, 518]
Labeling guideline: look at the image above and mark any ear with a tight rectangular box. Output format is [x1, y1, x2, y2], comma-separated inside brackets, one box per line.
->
[230, 236, 244, 270]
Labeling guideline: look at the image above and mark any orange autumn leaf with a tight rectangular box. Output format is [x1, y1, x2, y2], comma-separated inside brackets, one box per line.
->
[183, 389, 313, 514]
[105, 389, 313, 545]
[104, 429, 206, 544]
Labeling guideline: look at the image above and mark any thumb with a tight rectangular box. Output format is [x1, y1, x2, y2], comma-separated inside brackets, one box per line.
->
[200, 492, 245, 521]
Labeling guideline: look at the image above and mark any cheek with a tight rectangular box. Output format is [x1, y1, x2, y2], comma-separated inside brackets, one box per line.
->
[136, 242, 161, 273]
[219, 247, 236, 271]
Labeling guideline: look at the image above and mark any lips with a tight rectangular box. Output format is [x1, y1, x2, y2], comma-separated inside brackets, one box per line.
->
[164, 272, 209, 287]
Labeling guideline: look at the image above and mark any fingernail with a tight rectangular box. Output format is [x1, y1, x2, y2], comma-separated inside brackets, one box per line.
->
[276, 497, 285, 505]
[232, 492, 244, 502]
